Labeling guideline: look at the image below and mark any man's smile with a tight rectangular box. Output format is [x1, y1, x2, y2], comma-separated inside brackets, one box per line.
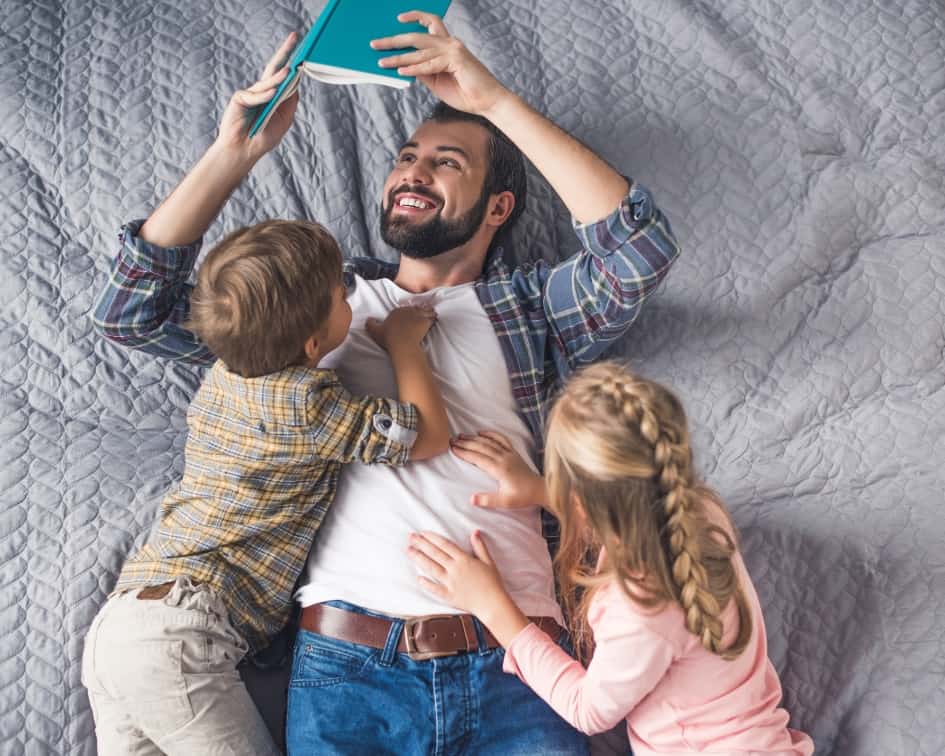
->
[390, 190, 441, 218]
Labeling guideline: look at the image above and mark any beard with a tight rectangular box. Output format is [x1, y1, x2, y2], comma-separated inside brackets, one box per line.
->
[380, 184, 491, 259]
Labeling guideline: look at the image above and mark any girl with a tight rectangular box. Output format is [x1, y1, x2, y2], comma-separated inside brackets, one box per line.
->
[408, 361, 814, 755]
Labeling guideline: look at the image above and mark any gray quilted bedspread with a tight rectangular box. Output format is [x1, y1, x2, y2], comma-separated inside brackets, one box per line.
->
[2, 0, 943, 754]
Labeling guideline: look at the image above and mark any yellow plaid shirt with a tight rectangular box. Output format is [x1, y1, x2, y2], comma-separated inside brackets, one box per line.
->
[115, 361, 417, 652]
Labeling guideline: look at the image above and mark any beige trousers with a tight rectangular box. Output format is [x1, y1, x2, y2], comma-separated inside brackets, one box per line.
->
[81, 577, 280, 755]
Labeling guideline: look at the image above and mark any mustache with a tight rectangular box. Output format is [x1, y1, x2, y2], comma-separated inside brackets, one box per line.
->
[387, 185, 442, 208]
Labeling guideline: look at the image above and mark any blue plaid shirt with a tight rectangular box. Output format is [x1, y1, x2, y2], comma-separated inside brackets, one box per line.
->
[93, 181, 680, 542]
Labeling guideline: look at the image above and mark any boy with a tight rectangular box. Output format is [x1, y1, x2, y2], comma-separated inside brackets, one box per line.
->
[81, 219, 450, 754]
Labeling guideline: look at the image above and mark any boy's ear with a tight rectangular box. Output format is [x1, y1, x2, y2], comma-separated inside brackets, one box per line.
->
[303, 333, 320, 364]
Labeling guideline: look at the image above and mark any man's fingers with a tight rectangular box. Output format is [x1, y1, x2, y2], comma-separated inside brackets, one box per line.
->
[248, 66, 289, 94]
[397, 57, 451, 77]
[262, 32, 298, 78]
[234, 87, 278, 108]
[398, 10, 450, 36]
[370, 31, 441, 51]
[377, 47, 438, 70]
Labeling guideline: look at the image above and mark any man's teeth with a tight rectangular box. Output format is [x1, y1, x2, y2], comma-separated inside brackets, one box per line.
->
[398, 197, 433, 209]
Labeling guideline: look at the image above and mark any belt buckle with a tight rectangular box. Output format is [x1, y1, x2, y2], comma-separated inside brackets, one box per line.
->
[403, 614, 466, 661]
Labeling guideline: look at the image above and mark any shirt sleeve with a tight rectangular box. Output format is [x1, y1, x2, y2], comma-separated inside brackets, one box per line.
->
[540, 180, 681, 370]
[307, 379, 419, 466]
[91, 220, 214, 365]
[502, 586, 676, 736]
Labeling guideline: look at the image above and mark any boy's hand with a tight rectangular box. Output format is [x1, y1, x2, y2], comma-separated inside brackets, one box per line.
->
[371, 12, 510, 118]
[365, 304, 437, 352]
[215, 32, 300, 161]
[450, 431, 546, 509]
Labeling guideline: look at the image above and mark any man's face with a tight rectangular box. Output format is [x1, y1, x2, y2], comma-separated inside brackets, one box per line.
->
[380, 120, 493, 259]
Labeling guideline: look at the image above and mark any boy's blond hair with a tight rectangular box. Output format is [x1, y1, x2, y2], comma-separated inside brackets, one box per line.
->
[187, 219, 342, 378]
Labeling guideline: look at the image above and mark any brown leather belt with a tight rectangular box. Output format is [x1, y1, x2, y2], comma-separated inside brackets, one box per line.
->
[136, 581, 176, 600]
[301, 603, 563, 661]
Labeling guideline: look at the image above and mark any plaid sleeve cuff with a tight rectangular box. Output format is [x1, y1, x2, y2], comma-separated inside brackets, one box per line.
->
[120, 219, 203, 279]
[572, 179, 655, 258]
[370, 400, 418, 466]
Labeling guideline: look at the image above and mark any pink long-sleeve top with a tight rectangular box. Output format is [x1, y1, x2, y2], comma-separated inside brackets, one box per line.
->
[502, 540, 814, 755]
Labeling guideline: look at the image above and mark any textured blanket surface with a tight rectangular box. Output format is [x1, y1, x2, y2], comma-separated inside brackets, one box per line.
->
[2, 0, 943, 754]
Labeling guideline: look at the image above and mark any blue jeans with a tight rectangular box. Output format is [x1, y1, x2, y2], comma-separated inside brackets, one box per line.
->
[285, 601, 589, 756]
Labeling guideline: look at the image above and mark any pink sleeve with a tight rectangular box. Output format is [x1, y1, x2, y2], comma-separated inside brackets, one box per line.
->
[502, 588, 676, 735]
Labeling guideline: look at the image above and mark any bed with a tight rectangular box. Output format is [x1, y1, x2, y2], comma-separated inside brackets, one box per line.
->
[2, 0, 943, 753]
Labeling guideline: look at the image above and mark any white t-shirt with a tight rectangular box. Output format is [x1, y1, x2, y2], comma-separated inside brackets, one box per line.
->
[296, 275, 563, 623]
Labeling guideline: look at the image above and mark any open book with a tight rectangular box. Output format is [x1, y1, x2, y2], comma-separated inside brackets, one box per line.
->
[249, 0, 452, 137]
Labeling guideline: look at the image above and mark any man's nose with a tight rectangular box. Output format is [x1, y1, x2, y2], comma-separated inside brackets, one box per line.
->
[401, 160, 433, 185]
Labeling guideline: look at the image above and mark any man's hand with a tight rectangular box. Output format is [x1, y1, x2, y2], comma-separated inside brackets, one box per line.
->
[450, 431, 547, 509]
[371, 12, 510, 118]
[365, 304, 438, 352]
[216, 32, 300, 161]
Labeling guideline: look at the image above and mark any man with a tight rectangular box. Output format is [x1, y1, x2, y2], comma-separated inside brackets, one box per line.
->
[93, 11, 680, 754]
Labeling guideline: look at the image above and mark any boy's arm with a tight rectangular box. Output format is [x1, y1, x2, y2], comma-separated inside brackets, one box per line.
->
[93, 34, 300, 362]
[307, 375, 420, 466]
[386, 341, 450, 460]
[366, 306, 450, 461]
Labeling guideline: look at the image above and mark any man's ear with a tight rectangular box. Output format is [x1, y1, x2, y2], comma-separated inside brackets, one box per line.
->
[303, 332, 320, 365]
[485, 191, 515, 228]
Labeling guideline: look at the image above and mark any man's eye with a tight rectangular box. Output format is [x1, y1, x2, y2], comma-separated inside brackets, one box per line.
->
[398, 154, 415, 164]
[439, 159, 459, 169]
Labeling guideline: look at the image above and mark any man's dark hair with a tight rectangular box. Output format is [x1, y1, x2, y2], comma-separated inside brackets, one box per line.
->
[425, 102, 527, 244]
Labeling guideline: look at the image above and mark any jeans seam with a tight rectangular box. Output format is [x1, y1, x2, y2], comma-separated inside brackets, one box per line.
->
[432, 659, 443, 756]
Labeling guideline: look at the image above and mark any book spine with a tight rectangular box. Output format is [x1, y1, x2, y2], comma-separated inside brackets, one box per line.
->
[294, 0, 342, 64]
[248, 0, 343, 138]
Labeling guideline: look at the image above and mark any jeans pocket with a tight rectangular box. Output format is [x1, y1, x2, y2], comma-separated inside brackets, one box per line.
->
[290, 631, 375, 688]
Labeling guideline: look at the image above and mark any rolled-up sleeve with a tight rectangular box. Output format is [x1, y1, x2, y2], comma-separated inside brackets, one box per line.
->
[542, 181, 681, 369]
[92, 220, 214, 365]
[307, 378, 418, 466]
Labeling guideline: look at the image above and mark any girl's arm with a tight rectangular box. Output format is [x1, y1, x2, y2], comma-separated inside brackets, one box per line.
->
[408, 534, 676, 736]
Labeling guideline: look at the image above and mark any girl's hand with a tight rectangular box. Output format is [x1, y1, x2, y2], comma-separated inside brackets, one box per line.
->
[450, 431, 547, 509]
[215, 32, 300, 160]
[407, 530, 530, 645]
[371, 12, 510, 118]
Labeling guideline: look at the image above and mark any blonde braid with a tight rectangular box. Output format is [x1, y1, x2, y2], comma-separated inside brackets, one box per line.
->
[598, 377, 726, 655]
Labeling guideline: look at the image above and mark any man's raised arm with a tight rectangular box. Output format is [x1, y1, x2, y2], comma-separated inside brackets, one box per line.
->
[372, 14, 680, 369]
[93, 34, 300, 363]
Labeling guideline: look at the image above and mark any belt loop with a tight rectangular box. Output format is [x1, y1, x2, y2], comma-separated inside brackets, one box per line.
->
[472, 617, 490, 656]
[380, 618, 404, 666]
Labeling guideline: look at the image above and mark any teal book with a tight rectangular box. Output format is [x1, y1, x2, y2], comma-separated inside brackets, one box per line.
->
[250, 0, 452, 137]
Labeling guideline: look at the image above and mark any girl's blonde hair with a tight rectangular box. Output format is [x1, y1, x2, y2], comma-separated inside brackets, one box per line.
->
[544, 361, 752, 661]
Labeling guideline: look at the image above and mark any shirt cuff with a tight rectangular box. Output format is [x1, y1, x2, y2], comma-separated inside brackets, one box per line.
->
[120, 219, 203, 279]
[571, 178, 655, 258]
[501, 622, 549, 678]
[371, 400, 418, 465]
